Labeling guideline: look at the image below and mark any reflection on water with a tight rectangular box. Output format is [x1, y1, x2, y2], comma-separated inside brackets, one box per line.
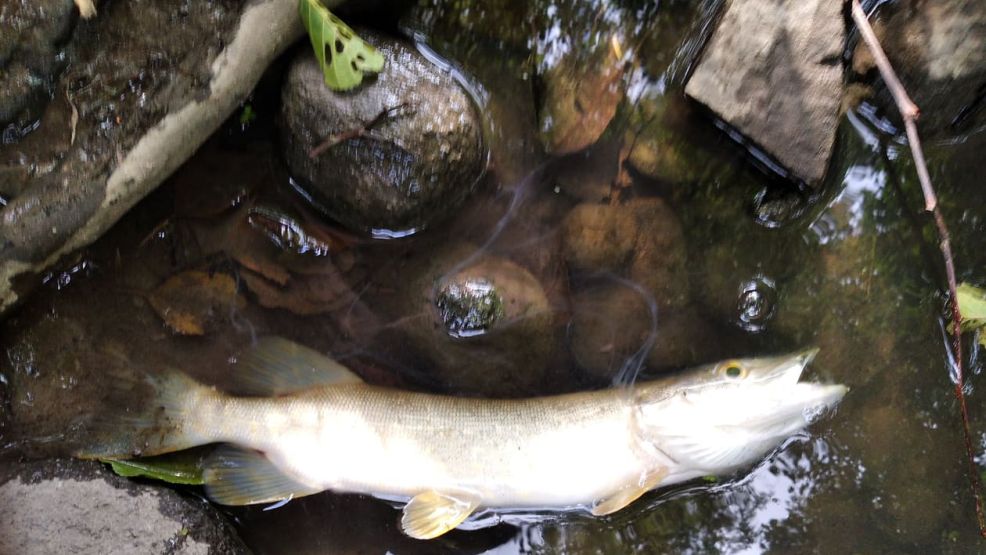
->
[1, 0, 985, 553]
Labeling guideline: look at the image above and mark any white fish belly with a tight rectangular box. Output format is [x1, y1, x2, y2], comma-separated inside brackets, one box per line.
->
[217, 387, 648, 509]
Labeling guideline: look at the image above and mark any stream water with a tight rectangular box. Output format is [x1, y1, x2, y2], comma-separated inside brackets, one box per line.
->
[2, 0, 986, 553]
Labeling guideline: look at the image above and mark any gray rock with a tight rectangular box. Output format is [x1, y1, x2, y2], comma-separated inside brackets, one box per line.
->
[854, 0, 986, 136]
[0, 458, 247, 555]
[685, 0, 844, 185]
[280, 32, 486, 234]
[0, 0, 77, 130]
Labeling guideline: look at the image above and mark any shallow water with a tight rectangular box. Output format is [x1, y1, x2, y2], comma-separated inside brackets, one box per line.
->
[3, 0, 986, 553]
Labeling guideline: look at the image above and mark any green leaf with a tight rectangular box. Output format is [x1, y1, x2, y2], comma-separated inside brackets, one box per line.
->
[239, 104, 256, 127]
[955, 282, 986, 347]
[101, 449, 208, 485]
[299, 0, 385, 91]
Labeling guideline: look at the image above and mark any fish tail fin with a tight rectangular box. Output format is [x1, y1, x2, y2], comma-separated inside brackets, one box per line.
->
[75, 367, 215, 460]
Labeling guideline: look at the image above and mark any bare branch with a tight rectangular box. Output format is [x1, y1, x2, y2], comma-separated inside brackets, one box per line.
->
[850, 0, 984, 537]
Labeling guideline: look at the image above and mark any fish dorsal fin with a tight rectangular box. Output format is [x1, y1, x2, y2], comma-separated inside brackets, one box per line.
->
[203, 445, 322, 505]
[401, 490, 481, 540]
[591, 466, 667, 516]
[232, 337, 362, 396]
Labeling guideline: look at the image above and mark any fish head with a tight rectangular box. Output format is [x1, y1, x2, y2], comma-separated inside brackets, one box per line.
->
[634, 348, 846, 478]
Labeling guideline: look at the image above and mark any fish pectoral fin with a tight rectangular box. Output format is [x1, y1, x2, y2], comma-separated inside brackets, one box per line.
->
[401, 490, 481, 540]
[202, 445, 322, 505]
[232, 336, 363, 396]
[591, 467, 668, 516]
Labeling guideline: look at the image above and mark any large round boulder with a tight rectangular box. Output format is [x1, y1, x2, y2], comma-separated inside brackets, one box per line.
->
[280, 31, 486, 235]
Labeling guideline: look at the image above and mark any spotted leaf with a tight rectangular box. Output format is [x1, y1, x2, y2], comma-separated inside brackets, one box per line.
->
[299, 0, 385, 91]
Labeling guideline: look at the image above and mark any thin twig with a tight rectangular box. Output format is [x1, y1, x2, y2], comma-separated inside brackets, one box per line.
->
[308, 103, 412, 159]
[851, 0, 984, 537]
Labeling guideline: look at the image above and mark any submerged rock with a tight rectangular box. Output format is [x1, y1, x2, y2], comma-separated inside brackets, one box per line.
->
[568, 283, 715, 380]
[0, 458, 246, 554]
[280, 31, 486, 235]
[396, 243, 560, 397]
[624, 93, 718, 186]
[853, 0, 986, 136]
[535, 1, 631, 155]
[561, 197, 697, 378]
[561, 198, 689, 310]
[537, 46, 624, 155]
[685, 0, 844, 185]
[568, 284, 652, 378]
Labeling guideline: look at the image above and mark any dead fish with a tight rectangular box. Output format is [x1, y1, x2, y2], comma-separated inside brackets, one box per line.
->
[77, 338, 846, 539]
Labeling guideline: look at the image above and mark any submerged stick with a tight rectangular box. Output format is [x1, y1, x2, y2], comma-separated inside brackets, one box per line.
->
[850, 0, 985, 537]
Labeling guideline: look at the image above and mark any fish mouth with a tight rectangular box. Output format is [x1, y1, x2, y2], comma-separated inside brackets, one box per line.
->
[757, 347, 846, 424]
[766, 347, 821, 386]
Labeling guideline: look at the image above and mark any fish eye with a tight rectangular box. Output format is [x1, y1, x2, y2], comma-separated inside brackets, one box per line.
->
[721, 361, 746, 379]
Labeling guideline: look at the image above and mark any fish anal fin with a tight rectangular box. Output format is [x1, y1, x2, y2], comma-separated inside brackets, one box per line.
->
[232, 337, 362, 396]
[203, 445, 322, 505]
[401, 490, 481, 540]
[591, 467, 667, 517]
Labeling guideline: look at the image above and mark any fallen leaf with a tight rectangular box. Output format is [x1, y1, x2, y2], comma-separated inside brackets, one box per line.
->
[299, 0, 384, 91]
[102, 447, 210, 485]
[236, 253, 291, 286]
[956, 282, 986, 347]
[148, 271, 245, 335]
[240, 267, 354, 316]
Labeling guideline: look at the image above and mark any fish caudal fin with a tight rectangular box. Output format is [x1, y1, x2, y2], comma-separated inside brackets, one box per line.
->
[75, 367, 212, 460]
[203, 445, 322, 505]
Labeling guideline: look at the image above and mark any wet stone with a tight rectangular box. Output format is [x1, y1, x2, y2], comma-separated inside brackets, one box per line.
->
[535, 0, 632, 155]
[537, 45, 623, 155]
[625, 94, 716, 186]
[435, 278, 505, 338]
[0, 458, 246, 555]
[685, 0, 844, 185]
[280, 30, 486, 235]
[395, 243, 561, 397]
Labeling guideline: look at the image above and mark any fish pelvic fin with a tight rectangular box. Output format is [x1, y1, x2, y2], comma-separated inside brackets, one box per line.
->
[401, 490, 481, 540]
[591, 466, 667, 516]
[75, 367, 212, 460]
[231, 337, 363, 396]
[203, 445, 322, 505]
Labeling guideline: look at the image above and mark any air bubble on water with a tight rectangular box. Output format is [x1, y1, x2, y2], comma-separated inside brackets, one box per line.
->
[736, 275, 776, 332]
